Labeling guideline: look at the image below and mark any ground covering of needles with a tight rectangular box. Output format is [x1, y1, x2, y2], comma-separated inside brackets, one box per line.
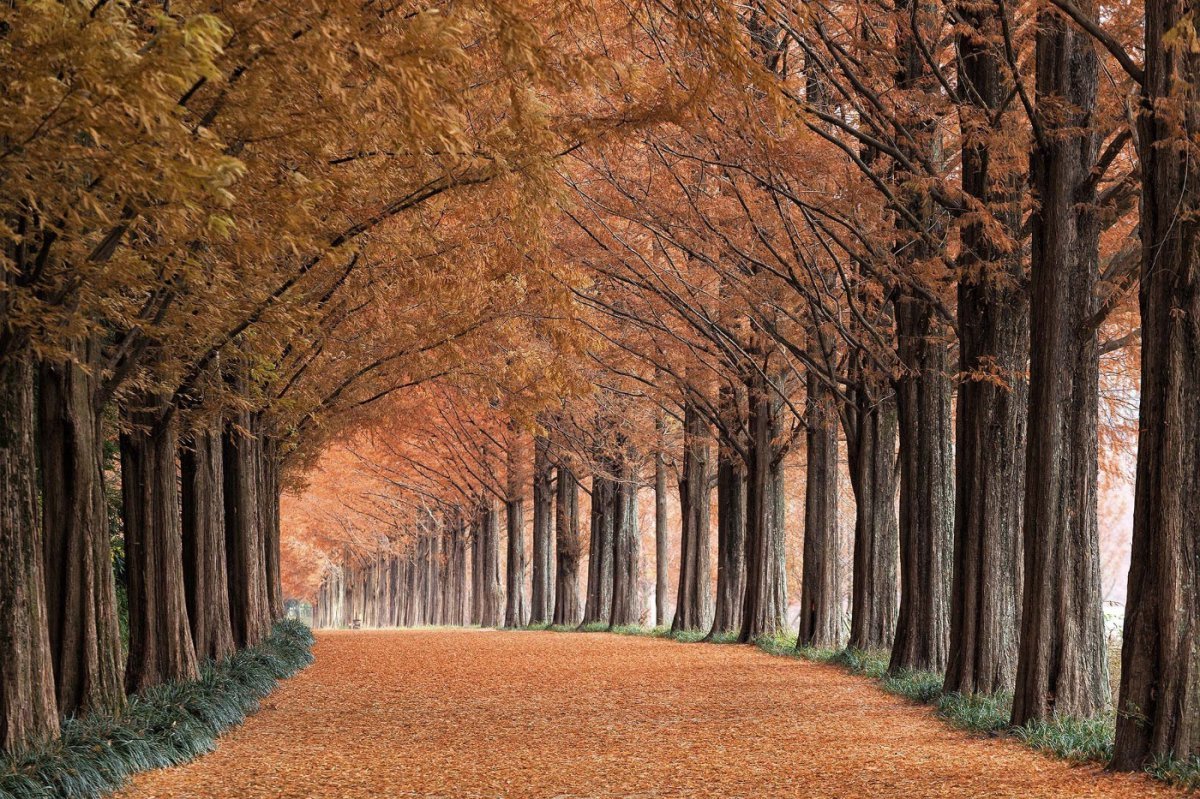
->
[116, 629, 1175, 798]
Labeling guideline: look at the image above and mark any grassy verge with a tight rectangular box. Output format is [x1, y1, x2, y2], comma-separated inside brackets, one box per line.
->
[523, 622, 1198, 789]
[0, 620, 314, 799]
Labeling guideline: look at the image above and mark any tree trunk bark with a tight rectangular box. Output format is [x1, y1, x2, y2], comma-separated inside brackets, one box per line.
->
[223, 415, 272, 649]
[121, 398, 199, 693]
[889, 293, 954, 674]
[711, 442, 746, 637]
[610, 458, 641, 627]
[1011, 3, 1108, 725]
[654, 443, 669, 628]
[739, 362, 788, 642]
[504, 485, 527, 628]
[0, 341, 58, 753]
[553, 465, 582, 626]
[36, 337, 125, 717]
[798, 370, 841, 648]
[844, 371, 899, 652]
[451, 508, 469, 624]
[479, 495, 503, 627]
[1112, 0, 1200, 767]
[260, 434, 284, 623]
[530, 435, 554, 624]
[945, 2, 1029, 697]
[673, 402, 712, 633]
[181, 426, 236, 662]
[470, 501, 483, 625]
[711, 384, 746, 637]
[582, 473, 614, 625]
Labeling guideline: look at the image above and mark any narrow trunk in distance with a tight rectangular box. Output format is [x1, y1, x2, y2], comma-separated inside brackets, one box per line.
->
[581, 473, 614, 626]
[554, 465, 583, 626]
[610, 458, 641, 628]
[673, 402, 712, 633]
[530, 434, 554, 624]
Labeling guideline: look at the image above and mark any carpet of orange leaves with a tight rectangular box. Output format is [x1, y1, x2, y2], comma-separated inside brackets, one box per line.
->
[116, 630, 1175, 798]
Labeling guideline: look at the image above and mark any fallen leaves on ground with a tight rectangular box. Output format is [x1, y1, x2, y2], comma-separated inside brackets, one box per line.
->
[115, 630, 1175, 798]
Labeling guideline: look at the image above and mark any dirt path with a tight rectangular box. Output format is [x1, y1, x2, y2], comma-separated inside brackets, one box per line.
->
[116, 630, 1173, 798]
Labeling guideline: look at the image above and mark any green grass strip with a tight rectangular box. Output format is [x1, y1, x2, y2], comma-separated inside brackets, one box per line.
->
[0, 620, 314, 799]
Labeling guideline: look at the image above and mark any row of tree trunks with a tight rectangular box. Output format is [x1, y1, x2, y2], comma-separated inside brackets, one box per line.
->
[673, 401, 712, 633]
[311, 507, 479, 630]
[36, 337, 125, 717]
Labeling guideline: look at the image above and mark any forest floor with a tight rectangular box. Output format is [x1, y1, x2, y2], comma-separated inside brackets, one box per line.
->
[115, 629, 1174, 798]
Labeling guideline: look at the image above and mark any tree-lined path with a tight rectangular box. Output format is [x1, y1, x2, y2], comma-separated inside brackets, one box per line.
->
[116, 631, 1168, 799]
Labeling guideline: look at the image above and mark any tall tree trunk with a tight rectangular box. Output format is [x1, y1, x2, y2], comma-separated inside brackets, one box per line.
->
[1011, 3, 1108, 724]
[260, 434, 284, 623]
[945, 2, 1029, 697]
[798, 370, 841, 648]
[673, 402, 712, 633]
[504, 485, 526, 629]
[530, 434, 554, 624]
[451, 508, 469, 625]
[711, 442, 746, 636]
[610, 458, 641, 627]
[1112, 0, 1200, 767]
[223, 415, 272, 649]
[470, 502, 483, 625]
[121, 399, 199, 693]
[654, 443, 669, 628]
[181, 426, 236, 662]
[844, 371, 899, 651]
[426, 519, 442, 626]
[581, 473, 614, 625]
[479, 495, 503, 627]
[886, 0, 954, 676]
[553, 465, 582, 626]
[36, 338, 125, 716]
[0, 341, 58, 753]
[889, 294, 954, 674]
[711, 385, 746, 637]
[739, 361, 788, 642]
